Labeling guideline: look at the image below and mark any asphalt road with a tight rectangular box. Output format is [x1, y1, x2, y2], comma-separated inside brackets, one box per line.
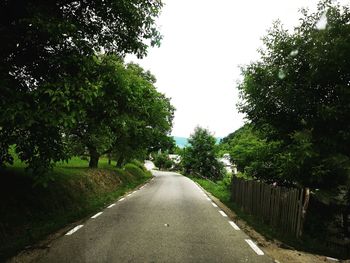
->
[37, 171, 274, 263]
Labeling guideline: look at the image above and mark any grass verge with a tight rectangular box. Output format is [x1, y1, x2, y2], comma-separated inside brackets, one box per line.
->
[188, 175, 346, 260]
[0, 157, 152, 261]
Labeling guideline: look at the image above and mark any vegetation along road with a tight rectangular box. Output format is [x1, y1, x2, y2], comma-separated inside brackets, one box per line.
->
[35, 171, 273, 263]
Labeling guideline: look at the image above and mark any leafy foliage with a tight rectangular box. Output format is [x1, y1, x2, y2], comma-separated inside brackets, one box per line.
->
[182, 127, 224, 180]
[0, 0, 170, 180]
[66, 56, 174, 168]
[153, 152, 173, 170]
[238, 1, 350, 189]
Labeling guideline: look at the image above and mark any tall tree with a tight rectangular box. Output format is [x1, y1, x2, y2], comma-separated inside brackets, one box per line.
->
[182, 127, 224, 180]
[238, 1, 350, 189]
[68, 56, 174, 168]
[0, 0, 164, 174]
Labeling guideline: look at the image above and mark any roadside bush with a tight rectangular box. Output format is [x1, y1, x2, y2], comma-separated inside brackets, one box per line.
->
[181, 127, 225, 181]
[153, 153, 174, 170]
[123, 163, 150, 179]
[129, 159, 148, 173]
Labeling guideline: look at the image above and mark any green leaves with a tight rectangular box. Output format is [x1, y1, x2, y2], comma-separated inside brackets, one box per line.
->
[182, 127, 224, 180]
[237, 1, 350, 189]
[67, 55, 174, 168]
[0, 0, 165, 183]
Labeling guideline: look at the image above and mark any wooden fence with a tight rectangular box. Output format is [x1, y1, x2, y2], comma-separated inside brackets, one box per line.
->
[231, 177, 304, 238]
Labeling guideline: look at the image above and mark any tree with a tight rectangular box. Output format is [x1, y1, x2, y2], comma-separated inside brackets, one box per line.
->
[218, 124, 284, 183]
[111, 63, 175, 167]
[67, 56, 174, 168]
[182, 127, 224, 180]
[0, 0, 164, 175]
[238, 1, 350, 189]
[153, 152, 173, 170]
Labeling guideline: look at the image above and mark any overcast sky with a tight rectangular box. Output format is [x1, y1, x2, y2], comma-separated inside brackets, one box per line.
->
[127, 0, 346, 138]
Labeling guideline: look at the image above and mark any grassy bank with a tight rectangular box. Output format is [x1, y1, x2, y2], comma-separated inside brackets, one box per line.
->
[189, 175, 346, 260]
[0, 157, 152, 261]
[190, 175, 286, 239]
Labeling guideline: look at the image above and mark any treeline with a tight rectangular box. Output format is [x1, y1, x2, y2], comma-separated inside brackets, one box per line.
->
[0, 0, 174, 183]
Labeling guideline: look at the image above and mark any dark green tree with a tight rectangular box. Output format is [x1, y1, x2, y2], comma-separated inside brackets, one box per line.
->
[153, 152, 173, 170]
[68, 56, 174, 168]
[238, 1, 350, 189]
[182, 127, 224, 180]
[0, 0, 164, 175]
[218, 124, 283, 183]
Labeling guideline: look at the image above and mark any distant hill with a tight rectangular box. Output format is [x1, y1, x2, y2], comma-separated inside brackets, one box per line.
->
[173, 136, 188, 148]
[173, 136, 222, 148]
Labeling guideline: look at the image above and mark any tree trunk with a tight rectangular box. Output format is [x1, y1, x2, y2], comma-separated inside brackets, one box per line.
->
[89, 147, 100, 168]
[107, 153, 112, 165]
[116, 156, 124, 168]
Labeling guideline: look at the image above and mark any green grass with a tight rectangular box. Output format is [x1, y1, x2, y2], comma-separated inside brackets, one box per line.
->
[189, 176, 231, 203]
[188, 174, 347, 259]
[0, 156, 151, 261]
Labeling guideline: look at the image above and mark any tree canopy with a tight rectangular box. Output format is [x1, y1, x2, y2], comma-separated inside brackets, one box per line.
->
[182, 127, 224, 180]
[237, 0, 350, 189]
[0, 1, 168, 181]
[66, 56, 174, 168]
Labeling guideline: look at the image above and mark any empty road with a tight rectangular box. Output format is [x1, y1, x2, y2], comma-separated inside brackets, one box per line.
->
[37, 171, 274, 263]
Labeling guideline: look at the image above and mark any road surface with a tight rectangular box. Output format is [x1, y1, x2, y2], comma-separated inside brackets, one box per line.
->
[37, 171, 274, 263]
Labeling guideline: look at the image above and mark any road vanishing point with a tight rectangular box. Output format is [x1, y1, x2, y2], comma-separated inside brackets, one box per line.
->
[38, 171, 274, 263]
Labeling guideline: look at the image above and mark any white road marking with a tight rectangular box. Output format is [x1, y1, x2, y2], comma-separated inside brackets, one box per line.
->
[127, 194, 132, 197]
[326, 257, 339, 262]
[229, 221, 240, 230]
[206, 197, 211, 201]
[245, 239, 264, 255]
[65, 225, 84, 235]
[107, 204, 115, 208]
[119, 198, 125, 202]
[91, 212, 103, 219]
[219, 210, 228, 217]
[211, 202, 218, 208]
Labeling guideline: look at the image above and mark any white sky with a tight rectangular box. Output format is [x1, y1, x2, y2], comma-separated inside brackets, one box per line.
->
[127, 0, 346, 138]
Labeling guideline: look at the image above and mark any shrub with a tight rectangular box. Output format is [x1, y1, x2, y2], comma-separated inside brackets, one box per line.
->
[123, 163, 150, 179]
[153, 153, 174, 170]
[181, 127, 225, 181]
[129, 159, 148, 173]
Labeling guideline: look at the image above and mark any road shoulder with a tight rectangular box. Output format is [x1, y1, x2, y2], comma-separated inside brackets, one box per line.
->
[193, 181, 342, 263]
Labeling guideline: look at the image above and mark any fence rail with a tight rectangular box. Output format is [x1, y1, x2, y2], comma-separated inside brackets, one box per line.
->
[231, 177, 304, 237]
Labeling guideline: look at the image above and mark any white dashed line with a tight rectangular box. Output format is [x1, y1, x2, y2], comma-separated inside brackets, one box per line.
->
[229, 221, 240, 230]
[119, 198, 125, 202]
[211, 202, 218, 208]
[127, 194, 132, 197]
[206, 197, 211, 201]
[326, 257, 339, 262]
[245, 239, 264, 255]
[65, 225, 84, 235]
[107, 204, 115, 208]
[91, 212, 103, 219]
[219, 210, 228, 217]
